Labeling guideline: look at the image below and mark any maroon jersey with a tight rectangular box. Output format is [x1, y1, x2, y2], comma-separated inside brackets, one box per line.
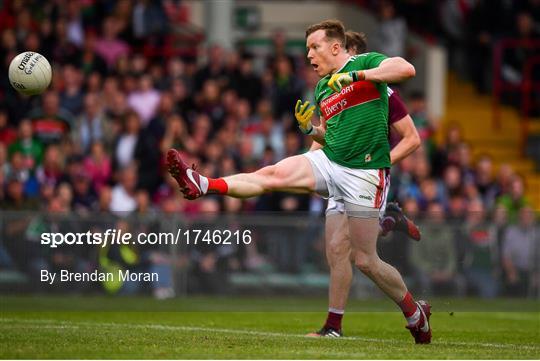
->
[387, 87, 408, 149]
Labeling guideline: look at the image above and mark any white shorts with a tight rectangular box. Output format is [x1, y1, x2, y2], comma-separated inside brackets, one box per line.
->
[303, 150, 390, 218]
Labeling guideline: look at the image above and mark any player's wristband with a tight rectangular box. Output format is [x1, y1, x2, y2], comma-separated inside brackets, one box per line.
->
[301, 125, 317, 135]
[350, 71, 365, 82]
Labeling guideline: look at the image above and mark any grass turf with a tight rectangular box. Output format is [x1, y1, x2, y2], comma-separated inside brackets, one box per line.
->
[1, 295, 539, 359]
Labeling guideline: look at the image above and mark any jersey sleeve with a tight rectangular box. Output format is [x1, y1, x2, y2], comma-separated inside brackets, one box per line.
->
[388, 88, 409, 124]
[352, 52, 388, 70]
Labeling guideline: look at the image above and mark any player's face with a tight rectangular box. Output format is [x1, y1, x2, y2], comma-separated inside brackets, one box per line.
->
[306, 30, 337, 77]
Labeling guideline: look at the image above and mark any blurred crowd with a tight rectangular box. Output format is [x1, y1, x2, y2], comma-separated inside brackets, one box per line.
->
[358, 0, 540, 97]
[0, 0, 537, 298]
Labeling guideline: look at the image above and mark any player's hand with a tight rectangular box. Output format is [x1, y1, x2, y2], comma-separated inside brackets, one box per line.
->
[294, 100, 316, 134]
[328, 71, 364, 93]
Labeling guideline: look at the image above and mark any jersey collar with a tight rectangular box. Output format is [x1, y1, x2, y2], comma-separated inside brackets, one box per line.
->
[331, 56, 354, 76]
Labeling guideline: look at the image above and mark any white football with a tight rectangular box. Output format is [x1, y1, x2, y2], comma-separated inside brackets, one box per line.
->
[8, 51, 52, 96]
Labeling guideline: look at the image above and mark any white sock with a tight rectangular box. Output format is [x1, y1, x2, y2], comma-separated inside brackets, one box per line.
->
[328, 307, 345, 315]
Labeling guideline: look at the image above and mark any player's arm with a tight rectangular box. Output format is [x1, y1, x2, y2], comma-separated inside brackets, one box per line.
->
[390, 115, 420, 164]
[362, 57, 415, 84]
[328, 56, 415, 92]
[294, 100, 326, 145]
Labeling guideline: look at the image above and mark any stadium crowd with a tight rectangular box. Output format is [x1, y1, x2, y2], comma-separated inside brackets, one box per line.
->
[357, 0, 540, 96]
[0, 0, 537, 299]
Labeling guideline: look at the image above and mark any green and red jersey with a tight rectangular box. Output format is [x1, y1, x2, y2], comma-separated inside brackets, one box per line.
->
[314, 52, 390, 169]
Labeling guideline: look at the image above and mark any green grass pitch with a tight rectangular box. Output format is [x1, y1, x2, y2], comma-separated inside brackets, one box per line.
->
[1, 295, 539, 359]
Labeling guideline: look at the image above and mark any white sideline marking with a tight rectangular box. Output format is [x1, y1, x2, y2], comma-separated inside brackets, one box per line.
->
[1, 318, 539, 351]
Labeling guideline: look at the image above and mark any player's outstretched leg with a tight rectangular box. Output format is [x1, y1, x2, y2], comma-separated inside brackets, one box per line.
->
[347, 215, 431, 344]
[380, 202, 421, 241]
[167, 149, 316, 199]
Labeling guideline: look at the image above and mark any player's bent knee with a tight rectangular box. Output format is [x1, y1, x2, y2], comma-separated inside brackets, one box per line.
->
[354, 254, 378, 275]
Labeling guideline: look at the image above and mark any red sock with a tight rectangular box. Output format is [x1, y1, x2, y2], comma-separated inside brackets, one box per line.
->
[207, 178, 228, 195]
[324, 311, 343, 330]
[398, 291, 418, 318]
